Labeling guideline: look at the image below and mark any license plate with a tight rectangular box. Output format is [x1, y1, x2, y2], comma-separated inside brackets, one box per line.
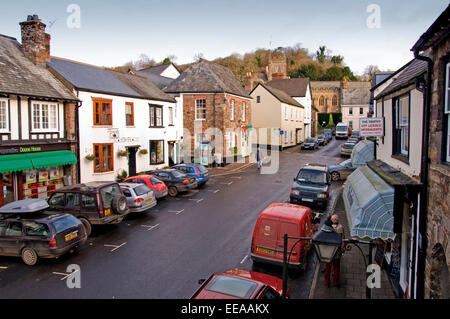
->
[256, 247, 275, 255]
[65, 231, 78, 241]
[145, 198, 152, 203]
[302, 198, 314, 202]
[104, 209, 111, 216]
[163, 191, 168, 195]
[204, 173, 208, 177]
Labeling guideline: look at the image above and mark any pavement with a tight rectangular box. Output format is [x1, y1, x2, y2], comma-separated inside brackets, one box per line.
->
[310, 189, 396, 299]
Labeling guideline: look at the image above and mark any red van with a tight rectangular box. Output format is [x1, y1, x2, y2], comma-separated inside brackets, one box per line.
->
[251, 203, 314, 270]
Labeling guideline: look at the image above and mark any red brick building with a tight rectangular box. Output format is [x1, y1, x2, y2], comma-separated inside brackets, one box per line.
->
[165, 61, 253, 165]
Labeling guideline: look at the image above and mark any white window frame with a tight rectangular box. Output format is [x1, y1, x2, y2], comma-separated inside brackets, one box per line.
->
[168, 107, 174, 125]
[195, 99, 206, 121]
[284, 107, 288, 120]
[0, 99, 9, 132]
[230, 100, 235, 121]
[31, 102, 58, 132]
[241, 102, 246, 122]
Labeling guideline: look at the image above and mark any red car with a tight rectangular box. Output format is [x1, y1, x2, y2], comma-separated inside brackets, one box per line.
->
[191, 269, 287, 299]
[123, 175, 168, 199]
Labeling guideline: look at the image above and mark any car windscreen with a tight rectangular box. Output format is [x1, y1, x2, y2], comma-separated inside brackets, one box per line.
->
[197, 165, 208, 173]
[296, 169, 327, 185]
[171, 170, 186, 179]
[134, 185, 151, 196]
[205, 275, 258, 299]
[336, 126, 347, 131]
[100, 184, 122, 208]
[150, 177, 163, 185]
[306, 139, 315, 143]
[340, 159, 352, 167]
[343, 144, 355, 149]
[52, 215, 81, 233]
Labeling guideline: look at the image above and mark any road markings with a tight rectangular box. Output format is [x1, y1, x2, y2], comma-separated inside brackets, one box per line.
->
[104, 242, 127, 252]
[53, 269, 79, 281]
[208, 189, 220, 194]
[240, 255, 248, 264]
[141, 224, 159, 231]
[169, 209, 185, 215]
[220, 181, 233, 186]
[188, 198, 204, 203]
[230, 176, 242, 180]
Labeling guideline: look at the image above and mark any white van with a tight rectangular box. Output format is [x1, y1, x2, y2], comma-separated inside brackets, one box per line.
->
[336, 123, 349, 140]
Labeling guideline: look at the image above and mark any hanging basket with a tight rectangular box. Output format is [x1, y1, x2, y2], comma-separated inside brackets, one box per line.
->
[139, 149, 148, 155]
[85, 154, 95, 161]
[117, 150, 128, 157]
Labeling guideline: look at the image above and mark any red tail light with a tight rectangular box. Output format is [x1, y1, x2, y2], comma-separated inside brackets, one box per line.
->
[183, 179, 189, 184]
[48, 238, 56, 248]
[134, 198, 144, 203]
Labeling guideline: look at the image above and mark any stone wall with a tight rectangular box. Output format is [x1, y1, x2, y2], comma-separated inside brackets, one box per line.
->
[425, 36, 450, 299]
[20, 15, 50, 65]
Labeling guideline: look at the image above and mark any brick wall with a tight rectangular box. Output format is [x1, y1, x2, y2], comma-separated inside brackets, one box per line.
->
[425, 36, 450, 299]
[20, 16, 50, 65]
[63, 101, 79, 184]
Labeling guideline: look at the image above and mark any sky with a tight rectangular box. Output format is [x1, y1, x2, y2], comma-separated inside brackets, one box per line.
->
[0, 0, 448, 75]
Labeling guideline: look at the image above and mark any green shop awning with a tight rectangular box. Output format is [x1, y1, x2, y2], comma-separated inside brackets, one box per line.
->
[0, 150, 77, 174]
[0, 153, 34, 174]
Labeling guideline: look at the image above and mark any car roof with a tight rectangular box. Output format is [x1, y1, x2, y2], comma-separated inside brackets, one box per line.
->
[260, 203, 311, 222]
[119, 183, 141, 188]
[0, 199, 49, 214]
[126, 175, 155, 179]
[57, 181, 118, 192]
[303, 164, 328, 171]
[193, 270, 282, 299]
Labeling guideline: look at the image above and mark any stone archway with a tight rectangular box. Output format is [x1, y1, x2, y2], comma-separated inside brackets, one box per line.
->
[429, 243, 450, 299]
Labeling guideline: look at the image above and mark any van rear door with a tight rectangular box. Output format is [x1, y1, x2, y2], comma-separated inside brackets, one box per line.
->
[278, 220, 301, 264]
[254, 217, 279, 258]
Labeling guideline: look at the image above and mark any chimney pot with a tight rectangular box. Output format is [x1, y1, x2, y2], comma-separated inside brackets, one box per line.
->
[20, 15, 49, 65]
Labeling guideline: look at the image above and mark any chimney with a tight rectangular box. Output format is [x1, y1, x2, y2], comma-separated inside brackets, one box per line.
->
[20, 15, 50, 64]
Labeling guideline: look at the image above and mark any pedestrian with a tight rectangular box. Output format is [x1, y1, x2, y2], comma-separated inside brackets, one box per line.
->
[324, 214, 344, 288]
[256, 147, 262, 169]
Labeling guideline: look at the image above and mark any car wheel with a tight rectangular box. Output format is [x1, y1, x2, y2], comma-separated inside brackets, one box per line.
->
[168, 186, 178, 197]
[22, 248, 38, 266]
[79, 217, 92, 237]
[112, 194, 128, 215]
[331, 172, 340, 182]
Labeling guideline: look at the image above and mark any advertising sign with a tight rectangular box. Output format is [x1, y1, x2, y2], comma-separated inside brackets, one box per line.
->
[359, 118, 384, 137]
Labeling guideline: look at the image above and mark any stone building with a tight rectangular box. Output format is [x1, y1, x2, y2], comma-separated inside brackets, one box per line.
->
[411, 5, 450, 299]
[244, 50, 288, 92]
[310, 81, 341, 114]
[165, 61, 253, 165]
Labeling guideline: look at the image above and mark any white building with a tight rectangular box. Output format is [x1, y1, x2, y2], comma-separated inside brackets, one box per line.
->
[266, 78, 312, 138]
[48, 57, 182, 183]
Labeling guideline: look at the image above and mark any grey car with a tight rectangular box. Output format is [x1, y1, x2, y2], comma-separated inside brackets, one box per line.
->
[328, 159, 357, 181]
[340, 142, 356, 157]
[119, 183, 157, 213]
[301, 138, 319, 150]
[0, 199, 87, 266]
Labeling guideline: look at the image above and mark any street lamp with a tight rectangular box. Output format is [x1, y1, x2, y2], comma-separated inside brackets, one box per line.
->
[312, 224, 343, 263]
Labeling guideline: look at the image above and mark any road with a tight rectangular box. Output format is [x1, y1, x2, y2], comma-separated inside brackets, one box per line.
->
[0, 138, 346, 299]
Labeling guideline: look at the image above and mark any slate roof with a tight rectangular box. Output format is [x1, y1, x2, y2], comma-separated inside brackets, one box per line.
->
[134, 70, 174, 90]
[375, 59, 427, 99]
[342, 82, 372, 106]
[266, 78, 310, 97]
[412, 5, 450, 52]
[310, 81, 341, 89]
[164, 61, 251, 99]
[252, 83, 303, 108]
[140, 64, 171, 75]
[48, 57, 175, 102]
[0, 34, 78, 101]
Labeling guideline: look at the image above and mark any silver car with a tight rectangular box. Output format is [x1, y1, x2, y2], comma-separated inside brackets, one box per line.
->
[119, 183, 157, 213]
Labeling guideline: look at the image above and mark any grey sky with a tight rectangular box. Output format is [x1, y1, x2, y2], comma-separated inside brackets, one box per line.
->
[0, 0, 448, 74]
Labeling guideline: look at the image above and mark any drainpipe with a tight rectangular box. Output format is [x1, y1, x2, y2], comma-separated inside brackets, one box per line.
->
[75, 90, 82, 184]
[413, 50, 433, 300]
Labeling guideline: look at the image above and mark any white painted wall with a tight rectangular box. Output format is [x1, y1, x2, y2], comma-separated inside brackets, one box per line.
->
[77, 90, 182, 183]
[342, 105, 370, 131]
[160, 64, 180, 79]
[293, 84, 312, 138]
[376, 89, 423, 178]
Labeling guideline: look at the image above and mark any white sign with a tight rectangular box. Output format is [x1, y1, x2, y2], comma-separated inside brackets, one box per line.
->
[359, 118, 384, 137]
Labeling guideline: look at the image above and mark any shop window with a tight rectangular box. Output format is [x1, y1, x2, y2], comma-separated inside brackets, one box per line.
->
[94, 144, 114, 173]
[393, 95, 410, 158]
[150, 105, 163, 127]
[93, 98, 112, 126]
[125, 102, 134, 126]
[1, 172, 14, 206]
[23, 167, 64, 200]
[150, 140, 164, 165]
[32, 102, 58, 131]
[0, 99, 9, 131]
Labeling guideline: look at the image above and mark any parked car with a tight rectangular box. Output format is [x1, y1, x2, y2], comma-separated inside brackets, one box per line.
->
[0, 199, 87, 266]
[301, 138, 318, 150]
[323, 129, 333, 142]
[251, 203, 314, 271]
[317, 135, 327, 146]
[331, 127, 336, 136]
[192, 269, 286, 299]
[340, 142, 356, 157]
[47, 182, 129, 237]
[347, 137, 359, 145]
[350, 131, 361, 141]
[328, 159, 357, 181]
[146, 169, 198, 197]
[119, 183, 157, 213]
[289, 164, 331, 210]
[123, 175, 168, 199]
[171, 163, 209, 187]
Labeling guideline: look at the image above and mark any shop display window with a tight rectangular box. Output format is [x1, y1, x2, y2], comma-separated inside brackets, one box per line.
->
[23, 166, 64, 200]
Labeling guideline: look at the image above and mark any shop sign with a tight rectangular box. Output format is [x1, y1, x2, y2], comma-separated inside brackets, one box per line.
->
[359, 118, 384, 137]
[38, 170, 48, 183]
[25, 170, 37, 184]
[49, 167, 59, 181]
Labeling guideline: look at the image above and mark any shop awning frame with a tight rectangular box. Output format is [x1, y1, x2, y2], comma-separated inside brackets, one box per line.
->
[0, 150, 77, 174]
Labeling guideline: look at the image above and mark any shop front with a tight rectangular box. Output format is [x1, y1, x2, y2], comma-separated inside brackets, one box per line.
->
[0, 144, 77, 207]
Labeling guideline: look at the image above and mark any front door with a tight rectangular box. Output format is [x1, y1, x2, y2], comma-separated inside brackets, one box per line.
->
[128, 147, 137, 177]
[168, 142, 175, 167]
